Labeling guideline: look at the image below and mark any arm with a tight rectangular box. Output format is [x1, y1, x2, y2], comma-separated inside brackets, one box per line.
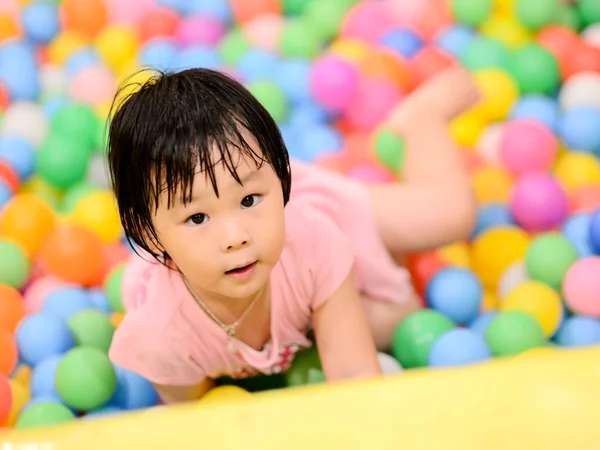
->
[153, 378, 214, 404]
[312, 270, 382, 382]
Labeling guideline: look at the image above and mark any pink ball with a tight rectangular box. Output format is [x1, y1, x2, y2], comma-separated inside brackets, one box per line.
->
[69, 64, 116, 106]
[510, 172, 568, 231]
[563, 257, 600, 316]
[499, 119, 558, 176]
[310, 55, 360, 112]
[341, 1, 395, 43]
[243, 13, 284, 52]
[22, 275, 72, 314]
[347, 163, 396, 183]
[107, 0, 154, 24]
[344, 77, 403, 130]
[175, 14, 226, 47]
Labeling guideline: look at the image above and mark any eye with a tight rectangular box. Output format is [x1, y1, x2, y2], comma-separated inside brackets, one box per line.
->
[241, 194, 261, 209]
[186, 213, 208, 225]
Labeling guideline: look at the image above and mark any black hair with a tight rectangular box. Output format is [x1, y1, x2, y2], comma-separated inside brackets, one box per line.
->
[107, 68, 291, 263]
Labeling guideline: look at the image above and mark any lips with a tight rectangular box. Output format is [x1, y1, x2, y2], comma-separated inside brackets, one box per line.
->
[225, 261, 256, 274]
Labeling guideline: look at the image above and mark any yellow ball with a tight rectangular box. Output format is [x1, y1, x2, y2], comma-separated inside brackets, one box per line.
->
[10, 365, 31, 388]
[471, 226, 530, 290]
[494, 0, 516, 16]
[450, 111, 487, 148]
[470, 69, 520, 121]
[482, 289, 499, 310]
[437, 241, 471, 268]
[471, 166, 514, 204]
[554, 152, 600, 191]
[95, 25, 139, 72]
[479, 15, 532, 49]
[329, 38, 370, 66]
[201, 386, 252, 404]
[112, 69, 158, 114]
[47, 31, 89, 65]
[69, 191, 122, 243]
[501, 280, 563, 337]
[6, 379, 30, 427]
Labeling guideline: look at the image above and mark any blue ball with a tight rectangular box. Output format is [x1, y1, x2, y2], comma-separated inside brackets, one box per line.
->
[15, 313, 74, 367]
[65, 48, 100, 75]
[287, 99, 329, 127]
[297, 124, 343, 162]
[435, 25, 475, 56]
[139, 39, 178, 71]
[472, 202, 514, 237]
[380, 28, 423, 58]
[43, 96, 68, 118]
[173, 46, 221, 71]
[276, 59, 311, 105]
[555, 316, 600, 346]
[87, 289, 112, 314]
[427, 267, 483, 324]
[0, 136, 35, 179]
[0, 181, 12, 209]
[0, 41, 40, 101]
[469, 310, 499, 335]
[42, 287, 93, 322]
[21, 2, 60, 44]
[30, 355, 61, 398]
[511, 94, 560, 132]
[429, 329, 492, 367]
[84, 406, 123, 420]
[559, 107, 600, 153]
[563, 213, 593, 257]
[590, 208, 600, 254]
[237, 49, 280, 82]
[112, 366, 159, 410]
[186, 0, 231, 21]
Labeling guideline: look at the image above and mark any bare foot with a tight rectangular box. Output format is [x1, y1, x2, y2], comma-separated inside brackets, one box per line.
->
[383, 66, 481, 131]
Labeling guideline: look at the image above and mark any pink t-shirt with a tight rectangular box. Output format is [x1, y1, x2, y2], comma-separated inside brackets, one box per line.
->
[109, 161, 413, 385]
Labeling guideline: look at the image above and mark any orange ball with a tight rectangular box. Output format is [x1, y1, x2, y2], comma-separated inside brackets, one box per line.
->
[40, 224, 105, 287]
[570, 185, 600, 213]
[409, 46, 455, 87]
[562, 43, 600, 80]
[138, 7, 180, 43]
[0, 15, 18, 42]
[0, 194, 56, 258]
[362, 49, 413, 92]
[537, 25, 579, 62]
[0, 161, 19, 193]
[230, 0, 280, 24]
[0, 284, 25, 333]
[0, 326, 17, 377]
[0, 374, 11, 426]
[61, 0, 107, 39]
[406, 251, 448, 302]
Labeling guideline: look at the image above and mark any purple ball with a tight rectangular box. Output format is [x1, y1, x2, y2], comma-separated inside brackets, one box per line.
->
[309, 55, 359, 112]
[510, 172, 568, 231]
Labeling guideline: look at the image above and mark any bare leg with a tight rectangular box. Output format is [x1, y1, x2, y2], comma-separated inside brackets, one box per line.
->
[367, 66, 481, 256]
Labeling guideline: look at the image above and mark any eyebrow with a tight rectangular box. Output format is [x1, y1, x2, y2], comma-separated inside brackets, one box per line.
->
[184, 168, 261, 204]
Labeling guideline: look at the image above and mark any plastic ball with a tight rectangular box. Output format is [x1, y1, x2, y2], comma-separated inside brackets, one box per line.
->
[485, 311, 546, 356]
[68, 310, 114, 353]
[497, 261, 529, 300]
[69, 190, 121, 243]
[6, 379, 30, 427]
[242, 13, 283, 52]
[281, 19, 324, 59]
[0, 40, 40, 101]
[175, 14, 225, 47]
[244, 80, 287, 124]
[461, 36, 509, 71]
[0, 181, 11, 209]
[426, 267, 482, 324]
[507, 43, 560, 95]
[219, 29, 250, 66]
[435, 25, 475, 57]
[275, 59, 311, 105]
[555, 316, 600, 347]
[22, 275, 72, 314]
[30, 355, 61, 398]
[55, 346, 117, 411]
[1, 101, 49, 148]
[561, 43, 600, 79]
[590, 208, 600, 253]
[558, 106, 600, 153]
[473, 203, 514, 237]
[138, 6, 180, 43]
[95, 25, 139, 72]
[377, 352, 403, 374]
[285, 347, 324, 386]
[469, 310, 499, 335]
[84, 406, 122, 419]
[202, 385, 252, 403]
[479, 15, 532, 50]
[525, 233, 578, 291]
[237, 48, 280, 82]
[309, 55, 359, 112]
[16, 401, 75, 429]
[344, 77, 402, 130]
[471, 166, 514, 204]
[437, 241, 471, 268]
[451, 0, 492, 26]
[511, 173, 568, 232]
[340, 1, 394, 44]
[42, 286, 93, 322]
[36, 135, 90, 190]
[516, 0, 560, 30]
[449, 113, 484, 149]
[0, 284, 24, 333]
[361, 48, 412, 93]
[305, 0, 358, 42]
[429, 328, 491, 367]
[230, 0, 280, 24]
[0, 325, 16, 376]
[391, 310, 455, 368]
[562, 213, 593, 257]
[510, 94, 560, 131]
[0, 160, 19, 194]
[111, 366, 158, 410]
[39, 224, 105, 287]
[61, 0, 107, 39]
[578, 0, 600, 26]
[104, 265, 125, 313]
[21, 2, 59, 44]
[69, 64, 116, 107]
[583, 24, 600, 48]
[559, 72, 600, 111]
[570, 185, 600, 213]
[406, 252, 448, 300]
[555, 153, 600, 192]
[409, 46, 455, 86]
[563, 257, 600, 316]
[470, 69, 519, 122]
[381, 28, 423, 59]
[51, 102, 100, 152]
[0, 136, 35, 180]
[0, 239, 29, 289]
[15, 313, 74, 367]
[499, 119, 557, 176]
[138, 38, 177, 70]
[85, 153, 111, 189]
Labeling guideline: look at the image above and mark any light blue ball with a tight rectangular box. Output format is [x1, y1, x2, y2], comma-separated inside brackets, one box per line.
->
[435, 25, 475, 56]
[287, 99, 329, 128]
[298, 124, 343, 162]
[427, 267, 483, 324]
[472, 202, 514, 237]
[15, 313, 74, 367]
[84, 406, 123, 420]
[43, 96, 68, 118]
[112, 366, 159, 410]
[0, 181, 12, 209]
[511, 94, 560, 132]
[21, 2, 60, 44]
[30, 355, 61, 398]
[558, 107, 600, 153]
[237, 49, 280, 82]
[65, 48, 100, 76]
[276, 59, 311, 105]
[138, 39, 178, 71]
[562, 213, 593, 257]
[429, 329, 492, 367]
[0, 41, 40, 101]
[173, 46, 221, 71]
[555, 316, 600, 346]
[186, 0, 231, 21]
[380, 28, 423, 58]
[589, 208, 600, 254]
[42, 287, 94, 322]
[469, 310, 499, 335]
[0, 135, 35, 179]
[87, 289, 112, 314]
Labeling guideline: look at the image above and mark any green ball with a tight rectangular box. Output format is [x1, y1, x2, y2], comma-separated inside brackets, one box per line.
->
[105, 265, 125, 313]
[485, 311, 546, 357]
[51, 103, 100, 153]
[283, 0, 313, 15]
[516, 0, 560, 30]
[55, 346, 117, 411]
[554, 3, 583, 31]
[68, 310, 115, 353]
[16, 402, 75, 429]
[219, 29, 250, 67]
[507, 44, 560, 95]
[461, 37, 510, 71]
[36, 134, 90, 190]
[280, 19, 323, 59]
[525, 233, 578, 291]
[578, 0, 600, 26]
[451, 0, 493, 26]
[0, 239, 30, 289]
[286, 347, 325, 387]
[375, 130, 405, 173]
[247, 81, 289, 124]
[391, 310, 454, 368]
[305, 0, 349, 41]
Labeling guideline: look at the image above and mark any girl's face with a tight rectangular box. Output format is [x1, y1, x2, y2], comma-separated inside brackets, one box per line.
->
[152, 138, 286, 303]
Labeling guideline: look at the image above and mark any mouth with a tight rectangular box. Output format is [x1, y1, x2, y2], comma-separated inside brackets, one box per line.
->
[225, 261, 257, 276]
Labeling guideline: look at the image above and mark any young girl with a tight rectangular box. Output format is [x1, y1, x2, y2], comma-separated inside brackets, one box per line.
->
[107, 65, 480, 404]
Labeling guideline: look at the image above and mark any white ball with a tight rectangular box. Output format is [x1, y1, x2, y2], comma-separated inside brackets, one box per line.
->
[476, 123, 504, 165]
[559, 72, 600, 111]
[39, 64, 68, 99]
[1, 101, 49, 148]
[497, 261, 529, 301]
[86, 153, 111, 189]
[378, 352, 403, 375]
[582, 24, 600, 50]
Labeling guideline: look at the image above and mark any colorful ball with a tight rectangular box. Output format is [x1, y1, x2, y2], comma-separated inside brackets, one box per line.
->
[563, 213, 593, 257]
[310, 55, 359, 112]
[559, 72, 600, 111]
[471, 166, 514, 204]
[510, 94, 560, 131]
[0, 325, 16, 376]
[36, 134, 90, 190]
[111, 366, 158, 410]
[563, 257, 600, 316]
[460, 36, 509, 71]
[15, 313, 74, 367]
[0, 239, 29, 289]
[68, 310, 115, 353]
[555, 316, 600, 347]
[0, 136, 36, 180]
[525, 233, 578, 290]
[554, 153, 600, 192]
[426, 267, 482, 324]
[473, 202, 514, 237]
[497, 261, 529, 300]
[507, 43, 560, 95]
[69, 190, 122, 243]
[558, 106, 600, 153]
[95, 25, 139, 72]
[428, 328, 491, 367]
[30, 355, 61, 398]
[285, 347, 324, 386]
[485, 311, 546, 356]
[0, 284, 25, 333]
[1, 101, 49, 148]
[516, 0, 560, 30]
[344, 77, 402, 130]
[499, 119, 557, 176]
[6, 379, 30, 427]
[42, 286, 93, 322]
[451, 0, 493, 26]
[470, 69, 520, 121]
[16, 401, 75, 429]
[175, 14, 226, 47]
[469, 310, 499, 335]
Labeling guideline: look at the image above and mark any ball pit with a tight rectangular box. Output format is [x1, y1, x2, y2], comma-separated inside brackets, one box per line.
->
[0, 0, 599, 445]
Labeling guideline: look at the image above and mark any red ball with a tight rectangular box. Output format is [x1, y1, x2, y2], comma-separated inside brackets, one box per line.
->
[562, 43, 600, 79]
[138, 7, 180, 43]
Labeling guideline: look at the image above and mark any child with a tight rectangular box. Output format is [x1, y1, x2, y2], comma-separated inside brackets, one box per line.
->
[107, 66, 480, 404]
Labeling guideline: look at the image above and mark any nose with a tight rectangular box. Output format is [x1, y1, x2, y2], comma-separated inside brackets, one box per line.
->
[220, 219, 250, 252]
